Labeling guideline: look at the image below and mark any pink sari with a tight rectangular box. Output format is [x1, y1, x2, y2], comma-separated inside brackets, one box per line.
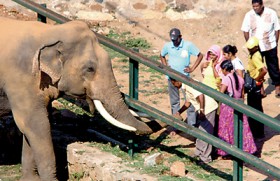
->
[217, 74, 257, 156]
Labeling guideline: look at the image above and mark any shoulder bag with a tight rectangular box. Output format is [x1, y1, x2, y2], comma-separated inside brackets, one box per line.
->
[244, 71, 257, 93]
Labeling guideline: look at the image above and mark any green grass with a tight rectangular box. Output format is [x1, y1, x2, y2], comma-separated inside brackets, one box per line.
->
[56, 98, 93, 117]
[69, 171, 84, 180]
[0, 164, 21, 181]
[106, 29, 151, 50]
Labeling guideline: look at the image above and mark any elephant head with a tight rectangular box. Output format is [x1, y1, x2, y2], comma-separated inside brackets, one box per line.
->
[34, 21, 154, 134]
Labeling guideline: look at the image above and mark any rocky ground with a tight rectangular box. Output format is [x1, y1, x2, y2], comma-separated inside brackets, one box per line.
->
[0, 0, 280, 180]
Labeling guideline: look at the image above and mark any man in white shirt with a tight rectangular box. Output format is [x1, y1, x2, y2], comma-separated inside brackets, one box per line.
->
[241, 0, 280, 97]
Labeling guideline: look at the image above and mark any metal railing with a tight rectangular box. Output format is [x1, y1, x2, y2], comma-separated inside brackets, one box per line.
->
[11, 0, 280, 180]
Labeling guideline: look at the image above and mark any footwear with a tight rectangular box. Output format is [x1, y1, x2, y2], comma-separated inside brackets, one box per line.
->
[276, 93, 280, 98]
[221, 155, 233, 160]
[253, 151, 261, 158]
[255, 134, 265, 139]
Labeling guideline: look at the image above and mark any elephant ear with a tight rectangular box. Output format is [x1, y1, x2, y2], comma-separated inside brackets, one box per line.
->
[33, 41, 63, 85]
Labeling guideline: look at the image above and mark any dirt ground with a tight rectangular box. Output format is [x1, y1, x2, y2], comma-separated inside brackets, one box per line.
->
[0, 2, 279, 181]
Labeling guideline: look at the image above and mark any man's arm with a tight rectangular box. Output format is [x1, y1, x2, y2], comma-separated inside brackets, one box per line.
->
[196, 94, 205, 119]
[196, 94, 205, 112]
[185, 52, 204, 73]
[177, 101, 191, 114]
[243, 31, 250, 42]
[256, 67, 268, 82]
[160, 54, 168, 66]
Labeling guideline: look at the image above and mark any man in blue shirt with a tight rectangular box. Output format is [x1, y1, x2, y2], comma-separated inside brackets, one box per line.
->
[160, 28, 203, 127]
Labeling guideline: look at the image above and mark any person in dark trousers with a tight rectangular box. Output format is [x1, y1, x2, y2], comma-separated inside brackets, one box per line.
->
[241, 0, 280, 98]
[160, 28, 203, 127]
[246, 37, 268, 139]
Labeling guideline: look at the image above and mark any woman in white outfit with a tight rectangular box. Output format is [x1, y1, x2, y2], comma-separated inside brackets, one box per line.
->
[222, 45, 245, 78]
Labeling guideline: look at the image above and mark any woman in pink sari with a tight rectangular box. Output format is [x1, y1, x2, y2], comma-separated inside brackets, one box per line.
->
[217, 60, 257, 158]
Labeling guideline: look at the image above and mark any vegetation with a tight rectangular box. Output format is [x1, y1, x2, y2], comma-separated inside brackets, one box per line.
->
[106, 30, 151, 50]
[0, 164, 21, 181]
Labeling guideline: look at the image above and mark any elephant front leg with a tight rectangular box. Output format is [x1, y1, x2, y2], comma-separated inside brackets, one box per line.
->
[20, 135, 40, 181]
[12, 106, 57, 181]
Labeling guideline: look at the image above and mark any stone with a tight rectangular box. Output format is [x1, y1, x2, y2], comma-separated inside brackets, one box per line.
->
[170, 161, 186, 177]
[67, 142, 157, 181]
[144, 152, 163, 166]
[76, 10, 114, 21]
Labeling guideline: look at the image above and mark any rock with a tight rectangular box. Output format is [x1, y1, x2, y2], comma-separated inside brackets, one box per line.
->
[76, 11, 114, 21]
[170, 161, 186, 177]
[67, 142, 157, 181]
[144, 152, 163, 166]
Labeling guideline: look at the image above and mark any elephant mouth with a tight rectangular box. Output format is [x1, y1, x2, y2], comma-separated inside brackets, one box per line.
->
[60, 91, 87, 99]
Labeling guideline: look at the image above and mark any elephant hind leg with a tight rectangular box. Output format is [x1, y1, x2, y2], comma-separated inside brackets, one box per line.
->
[20, 136, 40, 181]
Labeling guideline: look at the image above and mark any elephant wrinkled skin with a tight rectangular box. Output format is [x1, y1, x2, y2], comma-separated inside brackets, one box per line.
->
[0, 17, 154, 180]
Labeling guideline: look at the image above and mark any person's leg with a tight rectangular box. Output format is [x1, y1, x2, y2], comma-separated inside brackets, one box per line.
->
[247, 89, 264, 139]
[262, 47, 280, 96]
[168, 79, 180, 114]
[180, 88, 197, 126]
[195, 110, 216, 163]
[187, 104, 197, 126]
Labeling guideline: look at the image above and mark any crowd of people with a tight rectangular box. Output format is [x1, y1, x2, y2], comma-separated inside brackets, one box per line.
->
[160, 0, 280, 163]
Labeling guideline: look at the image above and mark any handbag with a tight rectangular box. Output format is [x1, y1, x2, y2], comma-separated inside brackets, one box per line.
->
[244, 71, 257, 93]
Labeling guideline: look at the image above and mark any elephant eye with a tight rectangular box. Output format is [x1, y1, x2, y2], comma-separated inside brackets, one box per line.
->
[86, 67, 94, 72]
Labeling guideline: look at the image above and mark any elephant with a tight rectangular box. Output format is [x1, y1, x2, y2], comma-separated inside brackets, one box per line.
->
[0, 17, 157, 180]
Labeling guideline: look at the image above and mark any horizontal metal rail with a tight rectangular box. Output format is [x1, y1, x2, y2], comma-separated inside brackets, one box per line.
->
[11, 0, 280, 179]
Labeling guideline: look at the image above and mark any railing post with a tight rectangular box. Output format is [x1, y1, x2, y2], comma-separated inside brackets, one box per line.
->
[37, 3, 47, 23]
[129, 49, 139, 100]
[233, 110, 243, 181]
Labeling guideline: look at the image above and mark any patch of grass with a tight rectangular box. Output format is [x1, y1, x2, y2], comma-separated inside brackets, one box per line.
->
[56, 98, 93, 117]
[148, 55, 160, 61]
[150, 74, 163, 79]
[123, 38, 151, 49]
[87, 142, 131, 161]
[76, 150, 86, 155]
[159, 176, 193, 181]
[106, 29, 151, 50]
[70, 171, 84, 180]
[119, 65, 129, 73]
[262, 150, 277, 156]
[0, 164, 21, 181]
[116, 58, 129, 63]
[152, 87, 168, 94]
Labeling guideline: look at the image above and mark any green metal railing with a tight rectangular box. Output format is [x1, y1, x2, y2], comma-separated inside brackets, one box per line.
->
[11, 0, 280, 180]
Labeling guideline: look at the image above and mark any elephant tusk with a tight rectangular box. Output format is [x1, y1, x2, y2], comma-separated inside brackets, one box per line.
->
[129, 109, 153, 119]
[93, 100, 137, 131]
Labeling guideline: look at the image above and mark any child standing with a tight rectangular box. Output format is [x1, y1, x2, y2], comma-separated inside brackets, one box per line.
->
[245, 37, 268, 139]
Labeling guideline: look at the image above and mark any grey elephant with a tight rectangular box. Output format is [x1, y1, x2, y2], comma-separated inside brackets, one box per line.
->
[0, 17, 155, 180]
